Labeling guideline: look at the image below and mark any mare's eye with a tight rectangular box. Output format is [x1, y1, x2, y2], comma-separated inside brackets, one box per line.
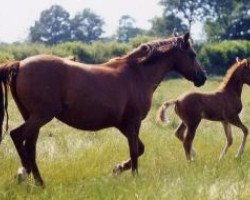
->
[190, 52, 196, 59]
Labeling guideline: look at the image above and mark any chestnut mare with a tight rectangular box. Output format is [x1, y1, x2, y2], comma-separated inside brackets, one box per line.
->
[157, 58, 250, 161]
[0, 33, 206, 186]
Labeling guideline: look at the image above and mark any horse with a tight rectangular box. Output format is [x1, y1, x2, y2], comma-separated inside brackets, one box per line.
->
[0, 32, 206, 186]
[157, 58, 250, 161]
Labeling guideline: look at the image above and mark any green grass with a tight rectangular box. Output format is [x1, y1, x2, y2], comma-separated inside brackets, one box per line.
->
[1, 77, 250, 199]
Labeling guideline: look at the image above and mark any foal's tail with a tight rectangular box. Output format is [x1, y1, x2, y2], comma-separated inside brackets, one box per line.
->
[156, 100, 177, 123]
[0, 61, 19, 143]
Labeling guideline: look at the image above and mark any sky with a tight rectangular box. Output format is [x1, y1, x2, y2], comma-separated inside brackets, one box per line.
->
[0, 0, 202, 43]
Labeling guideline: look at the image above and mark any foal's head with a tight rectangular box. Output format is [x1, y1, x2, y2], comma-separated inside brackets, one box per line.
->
[171, 33, 206, 87]
[236, 58, 250, 85]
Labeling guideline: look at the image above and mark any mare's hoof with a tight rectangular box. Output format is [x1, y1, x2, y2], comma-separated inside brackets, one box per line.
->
[35, 179, 45, 188]
[191, 148, 196, 158]
[17, 167, 28, 183]
[113, 165, 123, 175]
[132, 169, 138, 177]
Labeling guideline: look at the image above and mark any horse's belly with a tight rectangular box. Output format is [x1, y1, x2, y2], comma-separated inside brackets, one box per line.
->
[56, 107, 121, 131]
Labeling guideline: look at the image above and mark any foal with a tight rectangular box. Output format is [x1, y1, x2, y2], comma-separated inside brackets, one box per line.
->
[157, 58, 250, 161]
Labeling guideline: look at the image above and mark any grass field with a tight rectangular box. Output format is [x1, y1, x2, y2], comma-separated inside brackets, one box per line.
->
[1, 77, 250, 200]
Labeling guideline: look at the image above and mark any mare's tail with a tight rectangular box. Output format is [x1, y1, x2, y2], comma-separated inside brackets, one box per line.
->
[0, 61, 19, 143]
[156, 100, 177, 123]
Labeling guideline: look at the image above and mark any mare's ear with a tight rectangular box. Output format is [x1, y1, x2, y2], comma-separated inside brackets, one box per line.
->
[183, 32, 190, 43]
[172, 28, 179, 37]
[236, 57, 242, 63]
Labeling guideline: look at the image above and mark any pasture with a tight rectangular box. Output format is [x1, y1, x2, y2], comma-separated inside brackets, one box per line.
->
[1, 77, 250, 200]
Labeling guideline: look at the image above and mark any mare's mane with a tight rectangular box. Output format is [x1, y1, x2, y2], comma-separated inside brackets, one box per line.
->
[107, 36, 185, 65]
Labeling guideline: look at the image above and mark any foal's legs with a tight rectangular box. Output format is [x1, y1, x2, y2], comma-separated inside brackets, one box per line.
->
[175, 122, 196, 158]
[229, 116, 248, 157]
[175, 122, 186, 141]
[11, 114, 53, 186]
[219, 122, 233, 160]
[183, 121, 199, 161]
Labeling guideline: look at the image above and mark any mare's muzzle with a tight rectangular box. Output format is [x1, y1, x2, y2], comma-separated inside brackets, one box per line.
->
[193, 71, 207, 87]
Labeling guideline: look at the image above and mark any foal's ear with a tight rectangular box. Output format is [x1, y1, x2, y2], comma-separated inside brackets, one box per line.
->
[247, 58, 250, 66]
[236, 57, 242, 63]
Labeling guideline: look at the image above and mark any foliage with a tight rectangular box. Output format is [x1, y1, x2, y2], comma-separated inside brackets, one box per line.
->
[52, 41, 93, 63]
[29, 5, 71, 45]
[159, 0, 210, 31]
[129, 35, 157, 48]
[198, 40, 250, 75]
[149, 14, 188, 37]
[116, 15, 145, 42]
[71, 9, 105, 43]
[205, 0, 250, 40]
[0, 52, 14, 63]
[52, 41, 131, 63]
[0, 39, 250, 76]
[29, 6, 104, 45]
[0, 43, 50, 60]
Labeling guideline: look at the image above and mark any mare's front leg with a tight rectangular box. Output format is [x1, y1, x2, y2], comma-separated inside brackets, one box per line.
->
[219, 122, 233, 160]
[229, 116, 248, 157]
[113, 120, 144, 175]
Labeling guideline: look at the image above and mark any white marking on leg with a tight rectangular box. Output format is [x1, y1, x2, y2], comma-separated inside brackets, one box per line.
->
[17, 167, 28, 183]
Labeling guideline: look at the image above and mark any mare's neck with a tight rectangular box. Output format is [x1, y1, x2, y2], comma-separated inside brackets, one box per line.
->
[138, 57, 174, 91]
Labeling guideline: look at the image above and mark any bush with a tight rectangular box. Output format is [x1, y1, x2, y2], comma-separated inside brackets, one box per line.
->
[52, 42, 93, 63]
[0, 43, 50, 60]
[0, 52, 14, 63]
[53, 41, 131, 63]
[198, 40, 250, 75]
[130, 35, 157, 48]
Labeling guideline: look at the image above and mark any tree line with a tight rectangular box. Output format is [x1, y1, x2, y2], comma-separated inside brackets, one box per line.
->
[26, 0, 249, 45]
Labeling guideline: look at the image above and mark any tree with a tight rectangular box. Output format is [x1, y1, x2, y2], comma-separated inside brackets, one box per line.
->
[204, 0, 250, 40]
[159, 0, 210, 32]
[29, 5, 71, 45]
[116, 15, 145, 42]
[150, 14, 188, 37]
[71, 9, 104, 43]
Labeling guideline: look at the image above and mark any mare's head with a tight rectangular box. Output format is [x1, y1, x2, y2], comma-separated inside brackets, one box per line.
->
[171, 33, 206, 87]
[235, 58, 250, 85]
[124, 33, 206, 87]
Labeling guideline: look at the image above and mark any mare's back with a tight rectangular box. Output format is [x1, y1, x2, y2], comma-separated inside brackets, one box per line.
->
[16, 55, 72, 112]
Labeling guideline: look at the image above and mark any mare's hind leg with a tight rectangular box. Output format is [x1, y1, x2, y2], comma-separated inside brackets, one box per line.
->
[219, 122, 233, 160]
[11, 114, 53, 186]
[229, 116, 248, 157]
[113, 138, 144, 174]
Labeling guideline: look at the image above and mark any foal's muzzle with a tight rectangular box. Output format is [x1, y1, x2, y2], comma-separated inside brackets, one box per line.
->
[194, 71, 207, 87]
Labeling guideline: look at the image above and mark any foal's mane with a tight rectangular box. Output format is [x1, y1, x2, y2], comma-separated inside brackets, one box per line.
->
[219, 59, 248, 89]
